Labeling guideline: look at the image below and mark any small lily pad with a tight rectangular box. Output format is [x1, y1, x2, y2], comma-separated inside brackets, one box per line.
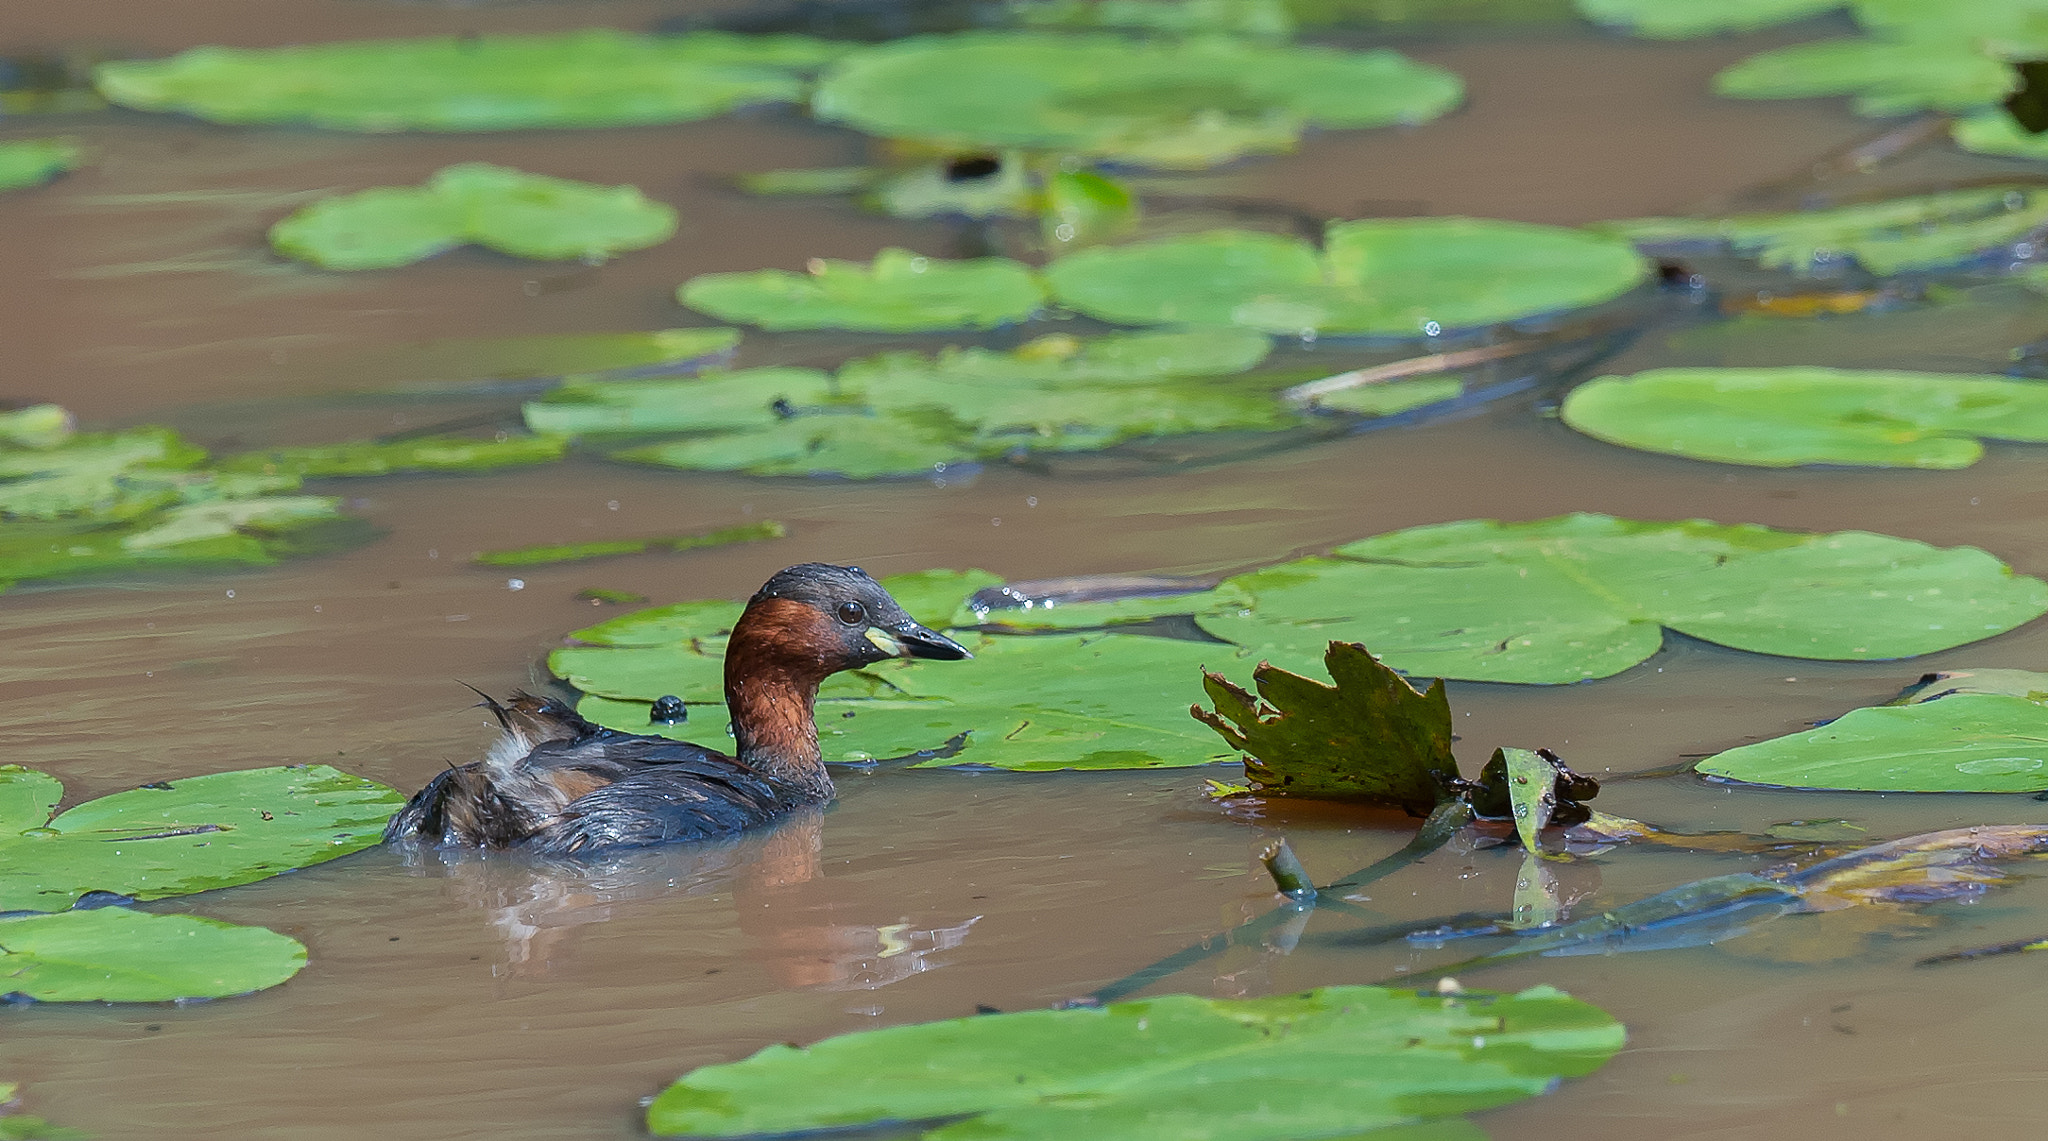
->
[473, 521, 786, 566]
[647, 983, 1624, 1139]
[0, 139, 79, 192]
[220, 433, 567, 477]
[811, 31, 1463, 168]
[0, 908, 305, 1003]
[1199, 513, 2048, 684]
[1560, 367, 2048, 468]
[0, 764, 404, 913]
[95, 30, 846, 131]
[1044, 220, 1649, 336]
[679, 247, 1047, 332]
[1599, 186, 2048, 276]
[1699, 668, 2048, 792]
[270, 163, 676, 270]
[613, 412, 981, 479]
[523, 367, 846, 437]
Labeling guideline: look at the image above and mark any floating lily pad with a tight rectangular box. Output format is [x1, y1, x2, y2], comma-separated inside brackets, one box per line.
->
[1044, 221, 1648, 336]
[0, 426, 206, 520]
[648, 983, 1624, 1139]
[0, 139, 78, 192]
[1573, 0, 1842, 37]
[614, 412, 981, 478]
[270, 163, 676, 270]
[524, 367, 846, 437]
[811, 32, 1462, 168]
[1599, 186, 2048, 277]
[1561, 367, 2048, 469]
[1199, 513, 2048, 684]
[117, 495, 343, 551]
[0, 406, 74, 449]
[221, 433, 566, 478]
[679, 247, 1047, 332]
[94, 30, 846, 131]
[1698, 668, 2048, 792]
[473, 520, 786, 566]
[1714, 37, 2016, 116]
[1010, 0, 1296, 38]
[0, 764, 404, 913]
[1951, 110, 2048, 158]
[0, 907, 306, 1003]
[963, 581, 1250, 630]
[878, 567, 1008, 629]
[348, 327, 741, 390]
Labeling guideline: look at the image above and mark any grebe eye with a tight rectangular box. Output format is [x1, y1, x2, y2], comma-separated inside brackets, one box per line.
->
[837, 600, 866, 625]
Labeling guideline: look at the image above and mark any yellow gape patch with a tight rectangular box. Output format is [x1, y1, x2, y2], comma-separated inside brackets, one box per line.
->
[864, 626, 908, 656]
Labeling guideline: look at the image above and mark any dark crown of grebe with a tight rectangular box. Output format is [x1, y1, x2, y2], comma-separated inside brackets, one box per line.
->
[739, 562, 973, 671]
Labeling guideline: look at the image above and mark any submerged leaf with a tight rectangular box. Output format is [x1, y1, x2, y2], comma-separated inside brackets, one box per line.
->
[1192, 640, 1453, 812]
[648, 983, 1624, 1139]
[811, 32, 1462, 168]
[95, 30, 845, 131]
[0, 765, 404, 912]
[1561, 367, 2048, 469]
[1201, 513, 2048, 684]
[0, 908, 305, 1002]
[270, 163, 676, 270]
[1045, 220, 1648, 336]
[679, 247, 1046, 332]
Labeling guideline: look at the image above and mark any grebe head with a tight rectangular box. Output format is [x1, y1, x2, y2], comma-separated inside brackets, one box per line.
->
[742, 562, 971, 674]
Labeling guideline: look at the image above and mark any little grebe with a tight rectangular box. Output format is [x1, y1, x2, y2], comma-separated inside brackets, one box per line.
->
[383, 563, 971, 855]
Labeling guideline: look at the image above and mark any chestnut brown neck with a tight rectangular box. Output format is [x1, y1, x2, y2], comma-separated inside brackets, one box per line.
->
[723, 598, 842, 800]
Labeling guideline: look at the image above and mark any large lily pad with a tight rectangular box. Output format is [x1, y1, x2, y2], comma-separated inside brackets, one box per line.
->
[1714, 36, 2016, 116]
[0, 765, 403, 913]
[0, 139, 79, 192]
[1198, 514, 2048, 684]
[1560, 368, 2048, 469]
[270, 163, 676, 270]
[1698, 668, 2048, 792]
[0, 907, 305, 1003]
[220, 434, 566, 478]
[94, 30, 845, 131]
[1043, 220, 1648, 336]
[648, 983, 1624, 1139]
[614, 412, 981, 479]
[679, 247, 1046, 332]
[1573, 0, 1843, 38]
[1599, 186, 2048, 277]
[811, 32, 1462, 168]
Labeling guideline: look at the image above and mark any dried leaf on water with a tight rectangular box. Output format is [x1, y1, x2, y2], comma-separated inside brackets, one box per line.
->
[647, 983, 1624, 1140]
[0, 764, 403, 913]
[1191, 640, 1453, 813]
[0, 907, 305, 1003]
[1561, 367, 2048, 469]
[269, 163, 676, 270]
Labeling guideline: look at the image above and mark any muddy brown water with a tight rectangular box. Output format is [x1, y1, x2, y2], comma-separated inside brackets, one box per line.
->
[6, 2, 2048, 1138]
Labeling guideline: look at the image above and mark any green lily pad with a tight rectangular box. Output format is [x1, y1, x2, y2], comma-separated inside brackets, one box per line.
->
[349, 327, 741, 390]
[270, 163, 676, 270]
[1573, 0, 1843, 37]
[0, 908, 305, 1003]
[1043, 220, 1648, 336]
[0, 406, 74, 449]
[811, 32, 1462, 168]
[1951, 110, 2048, 158]
[1599, 186, 2048, 277]
[0, 139, 79, 192]
[1713, 36, 2016, 116]
[964, 582, 1251, 630]
[117, 495, 343, 550]
[1011, 0, 1297, 38]
[0, 426, 207, 520]
[877, 567, 1008, 629]
[1042, 168, 1139, 248]
[614, 412, 981, 478]
[94, 30, 846, 131]
[524, 367, 846, 437]
[473, 520, 786, 566]
[1561, 367, 2048, 469]
[1198, 513, 2048, 684]
[1698, 670, 2048, 792]
[220, 433, 566, 477]
[0, 764, 403, 913]
[679, 247, 1047, 332]
[648, 983, 1624, 1139]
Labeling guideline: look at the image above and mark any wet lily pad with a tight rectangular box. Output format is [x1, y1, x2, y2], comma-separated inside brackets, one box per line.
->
[524, 367, 846, 437]
[1698, 668, 2048, 792]
[473, 520, 786, 566]
[270, 163, 676, 270]
[1714, 36, 2016, 116]
[0, 139, 78, 192]
[679, 247, 1047, 331]
[963, 581, 1250, 630]
[0, 426, 207, 520]
[1199, 513, 2048, 684]
[0, 764, 404, 913]
[1043, 220, 1648, 336]
[811, 32, 1462, 168]
[0, 907, 305, 1003]
[1573, 0, 1842, 38]
[1600, 186, 2048, 276]
[221, 433, 566, 478]
[1561, 367, 2048, 468]
[94, 30, 846, 131]
[614, 412, 981, 478]
[648, 983, 1624, 1139]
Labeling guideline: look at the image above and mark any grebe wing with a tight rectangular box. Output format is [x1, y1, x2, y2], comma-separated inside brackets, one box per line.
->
[522, 764, 793, 855]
